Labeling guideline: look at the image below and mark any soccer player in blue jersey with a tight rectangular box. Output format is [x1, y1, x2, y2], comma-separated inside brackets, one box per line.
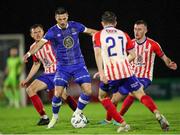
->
[23, 7, 97, 128]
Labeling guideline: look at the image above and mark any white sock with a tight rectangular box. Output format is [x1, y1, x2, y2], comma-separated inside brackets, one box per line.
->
[42, 115, 48, 119]
[53, 113, 58, 119]
[74, 108, 82, 115]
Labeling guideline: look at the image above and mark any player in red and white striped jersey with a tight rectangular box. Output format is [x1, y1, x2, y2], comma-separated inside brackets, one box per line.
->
[93, 26, 134, 80]
[99, 20, 176, 131]
[31, 41, 56, 74]
[93, 12, 172, 132]
[131, 37, 176, 80]
[21, 24, 77, 126]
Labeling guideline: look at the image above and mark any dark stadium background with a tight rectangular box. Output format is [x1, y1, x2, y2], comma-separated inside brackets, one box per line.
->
[0, 0, 179, 78]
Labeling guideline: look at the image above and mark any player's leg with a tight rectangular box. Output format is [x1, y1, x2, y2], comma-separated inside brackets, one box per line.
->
[99, 92, 122, 125]
[61, 88, 77, 111]
[119, 93, 135, 116]
[129, 77, 169, 131]
[119, 78, 151, 116]
[110, 92, 124, 126]
[48, 69, 71, 128]
[98, 83, 130, 132]
[3, 77, 14, 107]
[13, 78, 21, 108]
[26, 79, 49, 125]
[73, 64, 92, 115]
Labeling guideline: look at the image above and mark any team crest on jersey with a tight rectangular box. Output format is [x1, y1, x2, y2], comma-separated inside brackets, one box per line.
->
[136, 55, 145, 66]
[137, 55, 143, 63]
[43, 58, 51, 67]
[63, 36, 74, 48]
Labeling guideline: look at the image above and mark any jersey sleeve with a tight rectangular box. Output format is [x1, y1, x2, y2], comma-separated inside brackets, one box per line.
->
[74, 21, 86, 33]
[125, 33, 134, 50]
[93, 31, 101, 48]
[32, 55, 39, 62]
[152, 42, 164, 57]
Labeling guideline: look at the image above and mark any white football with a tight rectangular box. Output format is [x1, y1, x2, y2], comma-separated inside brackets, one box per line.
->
[71, 113, 87, 128]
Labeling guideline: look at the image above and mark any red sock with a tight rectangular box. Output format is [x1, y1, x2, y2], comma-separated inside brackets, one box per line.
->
[30, 95, 46, 116]
[65, 96, 77, 111]
[120, 95, 135, 116]
[140, 95, 157, 113]
[101, 98, 124, 123]
[106, 103, 117, 121]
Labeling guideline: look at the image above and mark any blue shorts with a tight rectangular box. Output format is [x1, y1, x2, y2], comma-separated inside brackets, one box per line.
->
[36, 73, 55, 91]
[100, 75, 142, 95]
[54, 63, 91, 87]
[138, 78, 151, 89]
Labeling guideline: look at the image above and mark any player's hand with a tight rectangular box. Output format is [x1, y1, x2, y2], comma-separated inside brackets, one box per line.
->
[168, 61, 177, 70]
[23, 52, 31, 63]
[20, 80, 28, 88]
[99, 72, 108, 84]
[93, 72, 100, 79]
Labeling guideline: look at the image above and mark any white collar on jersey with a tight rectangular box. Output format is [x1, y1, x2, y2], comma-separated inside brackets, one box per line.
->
[56, 23, 69, 30]
[104, 25, 114, 28]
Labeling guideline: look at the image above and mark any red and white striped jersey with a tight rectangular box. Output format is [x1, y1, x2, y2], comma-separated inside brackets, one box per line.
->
[93, 26, 134, 80]
[31, 41, 57, 74]
[131, 37, 164, 81]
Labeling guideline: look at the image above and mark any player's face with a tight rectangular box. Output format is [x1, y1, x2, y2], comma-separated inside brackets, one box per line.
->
[10, 48, 18, 57]
[31, 27, 44, 41]
[55, 13, 68, 29]
[134, 24, 147, 40]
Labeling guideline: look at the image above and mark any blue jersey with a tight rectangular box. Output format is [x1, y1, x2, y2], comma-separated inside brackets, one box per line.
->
[44, 21, 86, 66]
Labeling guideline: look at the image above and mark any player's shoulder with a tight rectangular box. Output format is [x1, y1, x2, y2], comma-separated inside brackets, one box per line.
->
[116, 29, 131, 38]
[147, 37, 160, 46]
[69, 21, 83, 26]
[147, 37, 161, 49]
[44, 41, 52, 48]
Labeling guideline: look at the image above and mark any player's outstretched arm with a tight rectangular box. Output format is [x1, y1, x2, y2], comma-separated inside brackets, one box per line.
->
[23, 39, 47, 62]
[161, 55, 177, 70]
[84, 28, 98, 36]
[20, 61, 41, 88]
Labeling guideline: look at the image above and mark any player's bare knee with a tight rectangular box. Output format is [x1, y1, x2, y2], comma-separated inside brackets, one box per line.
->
[132, 87, 146, 100]
[84, 89, 92, 96]
[111, 98, 119, 104]
[62, 91, 68, 100]
[54, 88, 64, 97]
[26, 86, 36, 97]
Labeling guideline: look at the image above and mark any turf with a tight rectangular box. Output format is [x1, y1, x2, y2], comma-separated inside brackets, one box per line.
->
[0, 98, 180, 134]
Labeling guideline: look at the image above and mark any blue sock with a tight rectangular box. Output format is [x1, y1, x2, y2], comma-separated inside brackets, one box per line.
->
[77, 93, 90, 110]
[52, 96, 62, 114]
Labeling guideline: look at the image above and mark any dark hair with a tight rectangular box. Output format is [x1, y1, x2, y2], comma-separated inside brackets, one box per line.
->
[101, 11, 117, 24]
[55, 7, 68, 15]
[134, 20, 148, 27]
[30, 24, 43, 33]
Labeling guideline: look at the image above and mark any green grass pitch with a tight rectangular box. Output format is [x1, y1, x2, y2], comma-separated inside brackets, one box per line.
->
[0, 98, 180, 134]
